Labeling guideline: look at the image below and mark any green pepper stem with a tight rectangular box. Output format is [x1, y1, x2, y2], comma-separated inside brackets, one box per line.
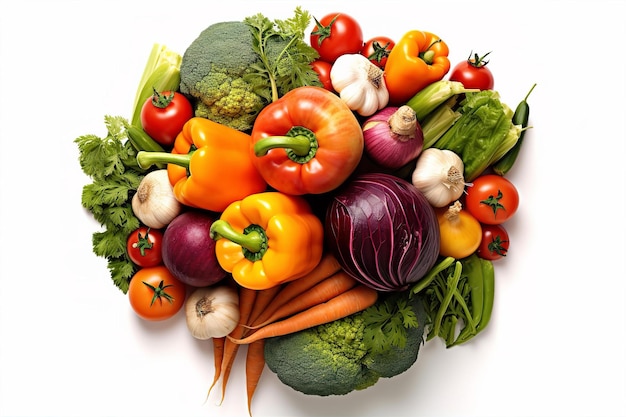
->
[209, 219, 264, 253]
[136, 150, 191, 170]
[253, 135, 312, 157]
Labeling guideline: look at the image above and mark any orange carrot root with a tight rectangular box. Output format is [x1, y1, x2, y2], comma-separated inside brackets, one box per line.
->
[250, 271, 357, 329]
[229, 284, 379, 345]
[206, 336, 225, 401]
[245, 340, 266, 416]
[218, 287, 257, 404]
[250, 253, 342, 328]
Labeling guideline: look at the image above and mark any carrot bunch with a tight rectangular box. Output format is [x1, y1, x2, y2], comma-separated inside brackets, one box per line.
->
[207, 253, 379, 415]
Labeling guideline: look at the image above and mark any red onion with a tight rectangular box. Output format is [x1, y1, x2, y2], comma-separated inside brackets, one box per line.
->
[162, 210, 228, 287]
[362, 105, 424, 169]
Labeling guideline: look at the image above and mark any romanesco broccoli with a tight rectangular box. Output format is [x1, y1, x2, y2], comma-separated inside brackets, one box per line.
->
[264, 291, 428, 396]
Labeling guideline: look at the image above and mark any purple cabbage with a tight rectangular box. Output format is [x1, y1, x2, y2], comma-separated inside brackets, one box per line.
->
[325, 173, 440, 292]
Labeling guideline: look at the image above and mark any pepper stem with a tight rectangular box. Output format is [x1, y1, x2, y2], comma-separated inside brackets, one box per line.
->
[253, 126, 318, 164]
[136, 150, 191, 170]
[210, 220, 266, 255]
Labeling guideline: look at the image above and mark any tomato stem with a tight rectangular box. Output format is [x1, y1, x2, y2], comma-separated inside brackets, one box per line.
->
[143, 280, 176, 306]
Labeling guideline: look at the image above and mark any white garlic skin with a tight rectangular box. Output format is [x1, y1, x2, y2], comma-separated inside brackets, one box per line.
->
[411, 148, 468, 208]
[132, 169, 182, 229]
[185, 285, 240, 340]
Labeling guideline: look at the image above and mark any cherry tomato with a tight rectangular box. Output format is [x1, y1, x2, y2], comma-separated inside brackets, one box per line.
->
[126, 227, 164, 268]
[465, 174, 519, 225]
[140, 90, 193, 147]
[310, 12, 363, 63]
[449, 51, 495, 90]
[477, 224, 510, 260]
[310, 60, 334, 92]
[360, 36, 395, 69]
[128, 265, 186, 321]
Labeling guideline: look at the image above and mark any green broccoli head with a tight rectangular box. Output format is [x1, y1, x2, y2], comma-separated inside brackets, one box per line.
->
[264, 292, 428, 397]
[191, 73, 265, 132]
[179, 21, 265, 132]
[264, 315, 375, 396]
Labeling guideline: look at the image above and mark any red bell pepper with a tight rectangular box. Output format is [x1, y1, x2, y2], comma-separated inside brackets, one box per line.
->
[250, 86, 364, 195]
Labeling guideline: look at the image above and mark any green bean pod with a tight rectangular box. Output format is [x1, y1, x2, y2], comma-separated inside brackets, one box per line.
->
[450, 258, 495, 346]
[492, 83, 536, 175]
[474, 259, 495, 334]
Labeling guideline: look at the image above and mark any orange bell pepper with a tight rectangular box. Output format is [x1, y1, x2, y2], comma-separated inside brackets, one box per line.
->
[136, 117, 267, 212]
[209, 192, 324, 290]
[384, 30, 450, 105]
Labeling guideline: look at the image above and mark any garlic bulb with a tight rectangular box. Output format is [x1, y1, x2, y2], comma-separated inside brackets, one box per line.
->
[411, 148, 468, 207]
[330, 53, 389, 116]
[132, 169, 182, 229]
[185, 285, 240, 340]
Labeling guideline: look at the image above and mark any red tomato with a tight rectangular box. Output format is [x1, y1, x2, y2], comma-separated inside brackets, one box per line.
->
[128, 266, 186, 321]
[360, 36, 395, 68]
[140, 90, 193, 147]
[465, 174, 519, 225]
[310, 13, 363, 63]
[477, 224, 510, 260]
[126, 227, 164, 268]
[449, 51, 495, 90]
[310, 60, 334, 92]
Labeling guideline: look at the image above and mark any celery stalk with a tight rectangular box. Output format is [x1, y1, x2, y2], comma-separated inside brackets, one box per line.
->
[420, 98, 462, 149]
[130, 44, 182, 127]
[405, 80, 479, 121]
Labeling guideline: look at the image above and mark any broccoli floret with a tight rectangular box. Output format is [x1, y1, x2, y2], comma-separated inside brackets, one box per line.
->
[264, 292, 428, 397]
[179, 21, 265, 132]
[192, 73, 264, 132]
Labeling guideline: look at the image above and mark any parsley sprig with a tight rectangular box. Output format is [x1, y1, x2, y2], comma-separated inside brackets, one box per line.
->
[75, 115, 146, 293]
[244, 7, 322, 103]
[361, 292, 420, 354]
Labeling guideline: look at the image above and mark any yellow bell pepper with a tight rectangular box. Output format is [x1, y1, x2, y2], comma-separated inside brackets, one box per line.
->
[209, 192, 324, 290]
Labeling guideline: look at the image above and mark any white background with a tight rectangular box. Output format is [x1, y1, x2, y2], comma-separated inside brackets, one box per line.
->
[1, 1, 625, 416]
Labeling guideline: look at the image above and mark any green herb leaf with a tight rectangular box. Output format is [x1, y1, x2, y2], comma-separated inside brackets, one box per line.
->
[244, 7, 321, 103]
[75, 115, 145, 293]
[361, 292, 418, 354]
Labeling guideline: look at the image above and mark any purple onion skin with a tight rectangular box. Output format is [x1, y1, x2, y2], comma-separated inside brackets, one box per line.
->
[362, 106, 424, 170]
[325, 173, 440, 292]
[162, 210, 227, 287]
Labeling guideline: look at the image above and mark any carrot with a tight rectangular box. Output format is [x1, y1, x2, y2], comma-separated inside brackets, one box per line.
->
[245, 339, 266, 416]
[218, 286, 257, 404]
[206, 336, 225, 400]
[248, 271, 357, 329]
[245, 285, 282, 335]
[249, 253, 342, 328]
[228, 284, 379, 345]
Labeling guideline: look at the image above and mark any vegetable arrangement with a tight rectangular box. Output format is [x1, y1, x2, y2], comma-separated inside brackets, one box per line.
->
[75, 6, 535, 415]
